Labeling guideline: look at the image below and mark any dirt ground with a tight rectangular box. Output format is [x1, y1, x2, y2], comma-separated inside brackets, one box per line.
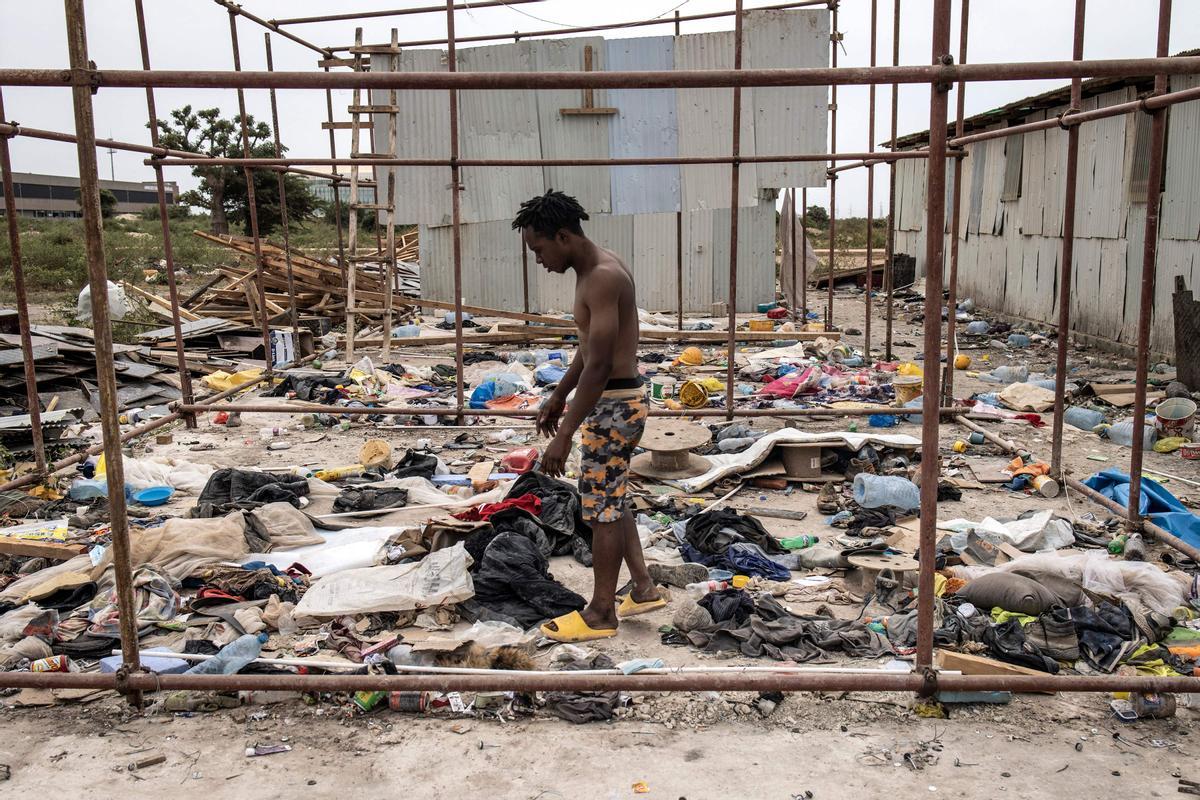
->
[3, 287, 1198, 797]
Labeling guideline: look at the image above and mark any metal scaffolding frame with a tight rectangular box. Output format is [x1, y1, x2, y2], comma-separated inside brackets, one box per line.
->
[0, 0, 1198, 702]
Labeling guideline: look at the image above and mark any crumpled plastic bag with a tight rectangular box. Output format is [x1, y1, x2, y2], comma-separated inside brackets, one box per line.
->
[76, 280, 128, 324]
[293, 542, 474, 618]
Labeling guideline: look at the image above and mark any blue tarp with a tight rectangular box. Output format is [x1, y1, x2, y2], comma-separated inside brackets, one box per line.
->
[1083, 469, 1200, 548]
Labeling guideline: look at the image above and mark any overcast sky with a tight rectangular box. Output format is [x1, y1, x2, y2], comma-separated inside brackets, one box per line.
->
[1, 1, 1197, 218]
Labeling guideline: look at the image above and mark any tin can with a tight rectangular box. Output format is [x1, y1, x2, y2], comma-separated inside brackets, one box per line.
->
[31, 655, 70, 672]
[1181, 443, 1200, 461]
[351, 690, 388, 712]
[388, 690, 429, 713]
[968, 432, 986, 445]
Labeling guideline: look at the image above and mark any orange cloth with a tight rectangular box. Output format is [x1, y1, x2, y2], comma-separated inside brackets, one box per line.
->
[1006, 457, 1051, 479]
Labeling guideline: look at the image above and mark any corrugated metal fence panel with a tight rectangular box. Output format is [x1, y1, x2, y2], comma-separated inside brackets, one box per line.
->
[1162, 76, 1200, 240]
[418, 220, 527, 311]
[374, 50, 451, 226]
[675, 31, 759, 212]
[1122, 208, 1145, 345]
[1069, 238, 1103, 338]
[632, 212, 680, 313]
[1152, 241, 1199, 357]
[456, 43, 544, 226]
[744, 9, 828, 189]
[897, 158, 926, 231]
[530, 37, 612, 214]
[1076, 89, 1129, 239]
[1041, 113, 1068, 237]
[683, 209, 717, 311]
[979, 137, 1006, 235]
[1019, 113, 1047, 236]
[606, 36, 680, 216]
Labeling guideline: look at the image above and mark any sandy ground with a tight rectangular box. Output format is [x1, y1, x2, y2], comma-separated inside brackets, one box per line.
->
[3, 288, 1198, 797]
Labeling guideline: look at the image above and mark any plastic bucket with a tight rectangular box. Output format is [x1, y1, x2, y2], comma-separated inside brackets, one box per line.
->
[748, 319, 774, 332]
[1155, 398, 1196, 438]
[650, 376, 676, 401]
[893, 375, 923, 406]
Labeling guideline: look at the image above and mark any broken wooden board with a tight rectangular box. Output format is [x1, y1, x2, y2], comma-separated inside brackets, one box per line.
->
[0, 538, 87, 560]
[934, 649, 1056, 693]
[1089, 382, 1166, 408]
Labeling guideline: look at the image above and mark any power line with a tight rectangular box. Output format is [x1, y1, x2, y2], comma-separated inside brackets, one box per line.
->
[486, 0, 693, 30]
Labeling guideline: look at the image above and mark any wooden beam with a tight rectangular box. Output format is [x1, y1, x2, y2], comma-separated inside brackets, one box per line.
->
[0, 539, 86, 560]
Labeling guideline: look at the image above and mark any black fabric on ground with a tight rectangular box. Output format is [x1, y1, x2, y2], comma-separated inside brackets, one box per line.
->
[684, 508, 786, 555]
[264, 374, 343, 402]
[698, 588, 755, 625]
[1068, 602, 1138, 672]
[982, 618, 1060, 673]
[837, 507, 897, 536]
[485, 507, 554, 559]
[332, 487, 409, 513]
[194, 468, 309, 517]
[504, 471, 593, 564]
[462, 350, 502, 365]
[544, 653, 620, 724]
[684, 598, 888, 662]
[35, 582, 98, 613]
[470, 531, 585, 629]
[391, 450, 439, 480]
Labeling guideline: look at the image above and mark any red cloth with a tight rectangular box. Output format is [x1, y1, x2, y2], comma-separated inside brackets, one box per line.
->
[452, 493, 542, 522]
[766, 306, 789, 319]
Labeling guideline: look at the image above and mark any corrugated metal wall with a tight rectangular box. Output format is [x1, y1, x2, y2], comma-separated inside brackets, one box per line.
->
[419, 197, 778, 314]
[889, 87, 1200, 359]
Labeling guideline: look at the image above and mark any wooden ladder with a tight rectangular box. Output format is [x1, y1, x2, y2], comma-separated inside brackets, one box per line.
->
[346, 27, 401, 360]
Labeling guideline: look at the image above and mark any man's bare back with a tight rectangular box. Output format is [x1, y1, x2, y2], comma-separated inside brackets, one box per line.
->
[573, 249, 640, 382]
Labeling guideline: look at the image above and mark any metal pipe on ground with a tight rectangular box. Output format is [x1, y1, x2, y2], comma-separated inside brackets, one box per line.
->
[64, 0, 142, 707]
[0, 89, 47, 473]
[133, 0, 196, 430]
[915, 0, 954, 675]
[2, 668, 1199, 696]
[1051, 0, 1087, 479]
[173, 403, 971, 418]
[1126, 0, 1172, 531]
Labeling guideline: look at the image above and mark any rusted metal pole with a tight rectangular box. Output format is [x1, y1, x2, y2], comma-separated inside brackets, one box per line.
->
[1127, 0, 1173, 531]
[0, 91, 47, 472]
[863, 0, 878, 361]
[63, 0, 142, 705]
[175, 402, 969, 418]
[227, 8, 274, 371]
[1050, 0, 1087, 480]
[345, 29, 365, 362]
[6, 57, 1200, 91]
[789, 188, 798, 322]
[915, 0, 954, 675]
[3, 665, 1200, 695]
[326, 0, 829, 51]
[382, 29, 400, 359]
[942, 0, 969, 405]
[132, 0, 196, 430]
[825, 1, 838, 333]
[323, 70, 348, 287]
[139, 150, 934, 169]
[884, 0, 899, 361]
[675, 9, 681, 36]
[264, 34, 301, 342]
[447, 0, 466, 421]
[725, 0, 746, 421]
[274, 0, 545, 26]
[212, 0, 330, 57]
[676, 210, 684, 330]
[521, 238, 532, 316]
[801, 187, 808, 319]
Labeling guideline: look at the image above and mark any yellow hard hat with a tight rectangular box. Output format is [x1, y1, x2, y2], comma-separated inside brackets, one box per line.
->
[679, 380, 710, 408]
[954, 354, 971, 370]
[676, 346, 705, 366]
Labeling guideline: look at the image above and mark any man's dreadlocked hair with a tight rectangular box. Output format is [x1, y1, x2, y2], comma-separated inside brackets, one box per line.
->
[511, 189, 589, 238]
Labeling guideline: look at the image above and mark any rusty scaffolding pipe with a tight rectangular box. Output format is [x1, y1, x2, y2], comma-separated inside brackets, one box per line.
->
[1051, 0, 1087, 479]
[265, 34, 301, 340]
[133, 0, 196, 430]
[0, 92, 47, 472]
[789, 188, 798, 322]
[63, 0, 143, 706]
[2, 667, 1200, 695]
[327, 1, 830, 51]
[1126, 0, 1173, 530]
[212, 0, 330, 57]
[942, 0, 969, 406]
[863, 0, 877, 360]
[7, 58, 1200, 91]
[915, 0, 954, 673]
[883, 0, 899, 361]
[724, 0, 745, 421]
[447, 1, 466, 423]
[825, 1, 838, 334]
[801, 187, 808, 319]
[227, 8, 275, 372]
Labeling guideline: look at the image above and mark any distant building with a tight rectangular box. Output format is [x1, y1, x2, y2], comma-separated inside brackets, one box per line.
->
[301, 174, 377, 206]
[0, 171, 177, 218]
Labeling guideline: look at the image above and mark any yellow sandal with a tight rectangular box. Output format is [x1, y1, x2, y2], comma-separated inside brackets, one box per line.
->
[617, 592, 668, 618]
[539, 610, 618, 642]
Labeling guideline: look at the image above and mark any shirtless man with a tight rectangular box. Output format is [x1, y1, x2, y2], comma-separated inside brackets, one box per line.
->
[511, 189, 666, 642]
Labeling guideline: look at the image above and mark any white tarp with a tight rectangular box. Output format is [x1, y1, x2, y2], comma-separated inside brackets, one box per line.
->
[293, 542, 474, 618]
[674, 428, 921, 492]
[940, 510, 1075, 552]
[241, 525, 409, 578]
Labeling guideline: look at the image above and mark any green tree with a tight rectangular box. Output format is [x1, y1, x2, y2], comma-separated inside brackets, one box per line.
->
[152, 105, 317, 235]
[804, 204, 829, 227]
[76, 187, 117, 219]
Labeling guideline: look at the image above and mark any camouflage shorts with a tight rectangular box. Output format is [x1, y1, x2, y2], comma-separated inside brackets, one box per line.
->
[578, 388, 648, 524]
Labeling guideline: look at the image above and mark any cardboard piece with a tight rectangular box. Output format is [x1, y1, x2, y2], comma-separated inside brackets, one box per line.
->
[934, 649, 1056, 693]
[1090, 382, 1166, 408]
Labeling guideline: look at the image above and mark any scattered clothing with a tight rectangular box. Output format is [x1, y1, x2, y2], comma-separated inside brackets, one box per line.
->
[195, 468, 308, 517]
[471, 532, 585, 629]
[684, 508, 787, 556]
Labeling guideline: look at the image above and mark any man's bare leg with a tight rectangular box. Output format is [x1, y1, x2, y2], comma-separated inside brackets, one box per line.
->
[618, 509, 659, 603]
[579, 519, 623, 630]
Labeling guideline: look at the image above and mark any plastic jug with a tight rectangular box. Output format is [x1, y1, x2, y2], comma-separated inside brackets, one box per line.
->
[852, 473, 920, 511]
[1063, 406, 1105, 432]
[1107, 419, 1157, 450]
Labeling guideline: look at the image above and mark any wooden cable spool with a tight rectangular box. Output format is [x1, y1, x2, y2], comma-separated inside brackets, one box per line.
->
[630, 419, 713, 480]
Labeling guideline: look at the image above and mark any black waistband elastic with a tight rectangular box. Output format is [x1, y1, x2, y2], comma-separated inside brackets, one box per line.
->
[604, 376, 645, 390]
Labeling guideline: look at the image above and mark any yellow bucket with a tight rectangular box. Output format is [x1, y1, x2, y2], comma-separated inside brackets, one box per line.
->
[893, 375, 924, 405]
